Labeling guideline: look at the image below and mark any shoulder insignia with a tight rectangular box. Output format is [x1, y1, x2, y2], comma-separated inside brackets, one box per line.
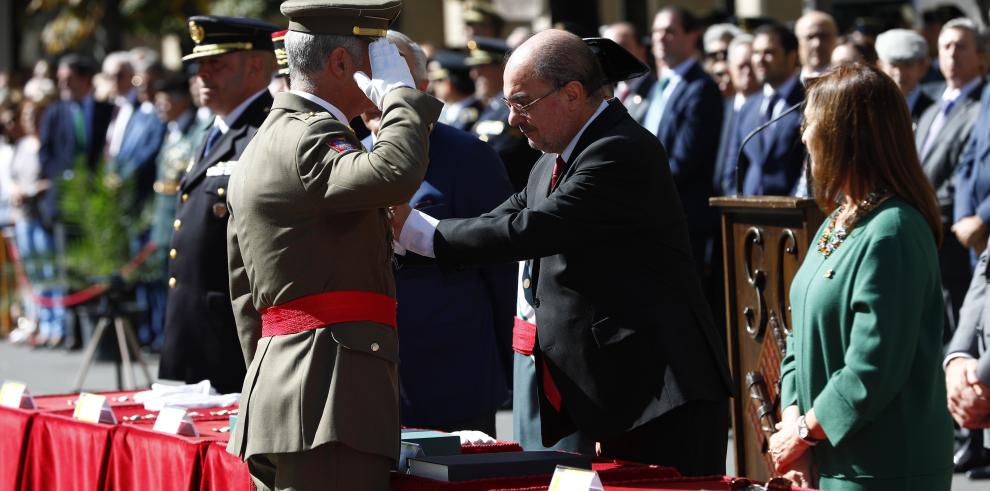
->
[326, 136, 357, 153]
[474, 120, 506, 136]
[206, 160, 238, 176]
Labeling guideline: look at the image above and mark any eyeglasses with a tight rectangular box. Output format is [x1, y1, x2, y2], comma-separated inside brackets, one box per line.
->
[501, 86, 561, 118]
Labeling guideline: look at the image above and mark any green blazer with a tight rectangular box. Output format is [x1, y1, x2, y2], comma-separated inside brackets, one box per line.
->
[781, 198, 953, 488]
[225, 88, 442, 463]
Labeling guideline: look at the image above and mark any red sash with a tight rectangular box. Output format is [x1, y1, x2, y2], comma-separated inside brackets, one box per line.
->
[260, 290, 396, 338]
[512, 316, 537, 355]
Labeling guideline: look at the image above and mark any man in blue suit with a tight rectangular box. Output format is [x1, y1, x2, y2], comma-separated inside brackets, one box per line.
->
[735, 23, 805, 196]
[955, 81, 990, 264]
[715, 34, 758, 196]
[34, 54, 114, 348]
[364, 31, 516, 435]
[639, 6, 723, 280]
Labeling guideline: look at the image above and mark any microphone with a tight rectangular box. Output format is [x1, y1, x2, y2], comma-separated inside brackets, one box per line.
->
[733, 100, 806, 196]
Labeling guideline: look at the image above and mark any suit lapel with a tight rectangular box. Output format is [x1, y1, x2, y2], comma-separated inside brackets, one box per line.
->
[554, 100, 628, 190]
[181, 91, 272, 190]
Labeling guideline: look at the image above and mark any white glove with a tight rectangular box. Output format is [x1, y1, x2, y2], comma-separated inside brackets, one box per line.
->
[451, 430, 496, 445]
[353, 38, 415, 109]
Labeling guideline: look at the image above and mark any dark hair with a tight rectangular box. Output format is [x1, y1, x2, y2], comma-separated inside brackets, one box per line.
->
[805, 63, 942, 245]
[754, 23, 798, 54]
[531, 33, 606, 97]
[834, 36, 878, 65]
[659, 6, 700, 33]
[153, 74, 191, 97]
[58, 54, 97, 78]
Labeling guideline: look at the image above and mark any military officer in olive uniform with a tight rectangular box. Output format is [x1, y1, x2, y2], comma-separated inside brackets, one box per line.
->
[468, 37, 541, 191]
[158, 16, 279, 394]
[225, 1, 442, 489]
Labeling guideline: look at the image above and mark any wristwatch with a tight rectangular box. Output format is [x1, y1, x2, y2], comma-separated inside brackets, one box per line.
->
[796, 415, 820, 446]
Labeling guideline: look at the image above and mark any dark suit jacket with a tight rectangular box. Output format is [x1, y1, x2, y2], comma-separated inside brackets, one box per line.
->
[430, 99, 733, 445]
[654, 62, 723, 233]
[622, 73, 655, 123]
[159, 90, 273, 394]
[948, 235, 990, 447]
[911, 90, 935, 127]
[955, 83, 990, 228]
[389, 123, 516, 428]
[110, 104, 166, 211]
[736, 81, 806, 196]
[37, 95, 113, 224]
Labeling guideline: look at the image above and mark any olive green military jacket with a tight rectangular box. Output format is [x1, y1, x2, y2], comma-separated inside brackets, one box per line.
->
[782, 198, 954, 489]
[225, 87, 442, 462]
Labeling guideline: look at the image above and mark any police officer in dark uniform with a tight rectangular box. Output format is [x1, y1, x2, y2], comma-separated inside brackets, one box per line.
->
[468, 36, 541, 191]
[431, 50, 484, 131]
[158, 16, 279, 394]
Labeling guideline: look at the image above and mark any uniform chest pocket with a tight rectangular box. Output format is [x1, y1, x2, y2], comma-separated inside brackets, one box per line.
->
[203, 178, 230, 220]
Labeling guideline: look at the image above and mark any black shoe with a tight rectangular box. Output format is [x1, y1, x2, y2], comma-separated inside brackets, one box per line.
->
[955, 444, 990, 473]
[968, 465, 990, 479]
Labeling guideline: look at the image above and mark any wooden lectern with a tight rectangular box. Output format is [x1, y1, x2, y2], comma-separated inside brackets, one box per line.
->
[710, 196, 824, 481]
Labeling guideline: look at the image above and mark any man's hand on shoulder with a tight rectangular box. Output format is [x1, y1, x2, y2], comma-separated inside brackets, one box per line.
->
[353, 38, 415, 110]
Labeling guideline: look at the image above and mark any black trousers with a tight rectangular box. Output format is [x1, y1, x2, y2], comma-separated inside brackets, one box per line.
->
[598, 399, 729, 476]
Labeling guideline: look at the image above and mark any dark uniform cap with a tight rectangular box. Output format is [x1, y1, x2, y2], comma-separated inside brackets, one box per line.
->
[463, 0, 502, 25]
[583, 37, 650, 84]
[280, 0, 402, 38]
[153, 75, 191, 95]
[428, 49, 470, 80]
[465, 36, 510, 66]
[271, 29, 290, 77]
[183, 15, 281, 62]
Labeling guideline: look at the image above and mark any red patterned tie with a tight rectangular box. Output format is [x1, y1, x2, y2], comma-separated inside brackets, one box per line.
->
[549, 156, 567, 192]
[542, 358, 562, 411]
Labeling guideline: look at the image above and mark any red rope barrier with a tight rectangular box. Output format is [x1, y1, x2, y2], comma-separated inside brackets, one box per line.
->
[4, 237, 158, 309]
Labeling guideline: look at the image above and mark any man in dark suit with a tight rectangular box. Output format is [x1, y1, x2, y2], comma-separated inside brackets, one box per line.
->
[715, 34, 758, 196]
[601, 21, 654, 118]
[361, 31, 516, 435]
[395, 29, 732, 474]
[916, 18, 985, 344]
[158, 16, 278, 394]
[946, 235, 990, 480]
[735, 23, 805, 196]
[876, 29, 935, 128]
[36, 54, 114, 348]
[645, 7, 723, 284]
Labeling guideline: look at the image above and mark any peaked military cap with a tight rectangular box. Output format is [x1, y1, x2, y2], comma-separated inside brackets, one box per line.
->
[183, 16, 281, 62]
[428, 49, 470, 80]
[465, 36, 509, 66]
[280, 0, 402, 38]
[583, 37, 650, 84]
[271, 29, 290, 77]
[462, 0, 502, 25]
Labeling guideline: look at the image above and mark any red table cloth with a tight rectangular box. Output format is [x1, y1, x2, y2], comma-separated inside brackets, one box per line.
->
[0, 391, 138, 491]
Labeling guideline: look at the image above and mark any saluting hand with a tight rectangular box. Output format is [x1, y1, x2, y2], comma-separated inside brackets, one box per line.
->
[353, 38, 415, 110]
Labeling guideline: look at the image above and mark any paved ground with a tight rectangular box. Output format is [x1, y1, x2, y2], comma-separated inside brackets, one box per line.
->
[0, 340, 985, 489]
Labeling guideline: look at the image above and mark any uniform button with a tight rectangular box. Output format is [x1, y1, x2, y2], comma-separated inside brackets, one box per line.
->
[173, 219, 181, 231]
[169, 248, 177, 260]
[168, 277, 177, 289]
[181, 193, 189, 203]
[217, 187, 225, 197]
[370, 342, 380, 352]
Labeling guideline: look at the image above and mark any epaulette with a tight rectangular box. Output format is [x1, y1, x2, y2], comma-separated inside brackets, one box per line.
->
[288, 110, 336, 126]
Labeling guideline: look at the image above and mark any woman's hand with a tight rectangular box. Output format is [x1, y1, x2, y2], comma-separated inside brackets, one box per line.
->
[769, 416, 810, 473]
[779, 451, 817, 488]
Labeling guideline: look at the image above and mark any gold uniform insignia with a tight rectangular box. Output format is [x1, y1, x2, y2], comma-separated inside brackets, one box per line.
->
[212, 202, 228, 218]
[189, 21, 205, 44]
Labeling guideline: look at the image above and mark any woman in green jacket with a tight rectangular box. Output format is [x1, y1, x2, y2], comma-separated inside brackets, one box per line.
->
[768, 63, 954, 490]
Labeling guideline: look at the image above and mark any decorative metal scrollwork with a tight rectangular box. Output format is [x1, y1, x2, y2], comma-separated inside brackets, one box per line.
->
[776, 229, 799, 338]
[742, 226, 767, 340]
